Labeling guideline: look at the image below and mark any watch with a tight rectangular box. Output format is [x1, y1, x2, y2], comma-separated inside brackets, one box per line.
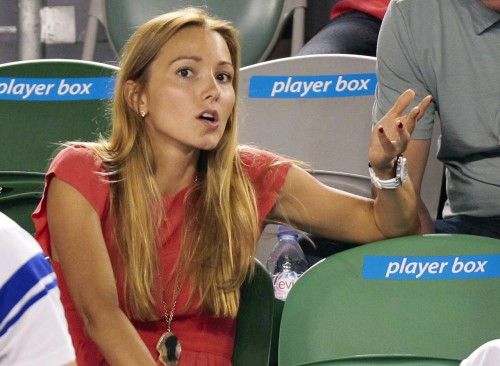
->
[368, 155, 408, 190]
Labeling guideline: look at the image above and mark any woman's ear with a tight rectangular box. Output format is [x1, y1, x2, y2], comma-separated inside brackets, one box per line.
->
[124, 80, 148, 116]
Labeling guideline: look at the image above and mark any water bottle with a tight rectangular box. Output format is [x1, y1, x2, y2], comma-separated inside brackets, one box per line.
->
[266, 225, 308, 300]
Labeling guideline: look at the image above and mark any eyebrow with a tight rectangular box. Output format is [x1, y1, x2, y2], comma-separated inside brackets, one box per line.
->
[169, 56, 233, 68]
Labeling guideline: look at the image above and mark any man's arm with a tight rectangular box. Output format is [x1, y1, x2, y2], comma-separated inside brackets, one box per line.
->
[405, 138, 435, 233]
[373, 1, 437, 233]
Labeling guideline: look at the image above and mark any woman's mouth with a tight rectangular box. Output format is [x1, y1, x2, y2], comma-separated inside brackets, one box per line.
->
[197, 110, 219, 128]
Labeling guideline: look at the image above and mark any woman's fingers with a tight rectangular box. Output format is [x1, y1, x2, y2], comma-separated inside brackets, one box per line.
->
[396, 117, 411, 152]
[416, 95, 433, 119]
[405, 106, 421, 134]
[404, 94, 433, 134]
[389, 89, 416, 116]
[371, 92, 433, 169]
[377, 126, 397, 155]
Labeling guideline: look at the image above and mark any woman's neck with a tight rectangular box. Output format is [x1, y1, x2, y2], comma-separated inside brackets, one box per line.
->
[152, 144, 200, 197]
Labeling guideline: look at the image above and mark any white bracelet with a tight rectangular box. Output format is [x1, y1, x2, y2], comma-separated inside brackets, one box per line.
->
[368, 155, 408, 190]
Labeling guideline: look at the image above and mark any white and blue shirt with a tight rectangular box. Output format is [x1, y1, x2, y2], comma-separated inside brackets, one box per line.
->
[0, 212, 75, 365]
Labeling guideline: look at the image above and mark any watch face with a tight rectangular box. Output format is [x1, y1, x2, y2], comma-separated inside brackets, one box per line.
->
[397, 156, 409, 183]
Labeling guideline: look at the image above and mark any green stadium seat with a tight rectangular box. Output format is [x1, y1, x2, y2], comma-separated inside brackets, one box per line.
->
[82, 0, 306, 67]
[0, 59, 117, 232]
[233, 259, 281, 365]
[278, 234, 500, 365]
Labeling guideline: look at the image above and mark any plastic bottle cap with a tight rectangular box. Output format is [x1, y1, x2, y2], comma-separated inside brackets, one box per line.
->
[278, 225, 299, 239]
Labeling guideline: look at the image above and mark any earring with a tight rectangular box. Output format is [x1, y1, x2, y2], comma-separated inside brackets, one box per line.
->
[139, 110, 146, 118]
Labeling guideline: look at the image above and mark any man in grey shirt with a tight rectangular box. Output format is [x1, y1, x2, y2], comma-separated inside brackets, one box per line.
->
[373, 0, 500, 238]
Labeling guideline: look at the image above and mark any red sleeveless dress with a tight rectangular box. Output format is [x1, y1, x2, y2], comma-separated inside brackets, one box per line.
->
[33, 145, 290, 365]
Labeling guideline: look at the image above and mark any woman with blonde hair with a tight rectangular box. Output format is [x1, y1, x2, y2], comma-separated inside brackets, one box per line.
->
[33, 7, 431, 366]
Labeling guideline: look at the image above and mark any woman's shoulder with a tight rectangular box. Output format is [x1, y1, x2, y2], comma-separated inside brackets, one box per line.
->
[238, 146, 282, 169]
[238, 145, 292, 187]
[53, 144, 102, 166]
[39, 144, 110, 220]
[50, 144, 105, 175]
[237, 146, 292, 220]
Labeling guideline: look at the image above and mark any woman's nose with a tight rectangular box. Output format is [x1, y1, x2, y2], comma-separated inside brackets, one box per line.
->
[202, 74, 221, 102]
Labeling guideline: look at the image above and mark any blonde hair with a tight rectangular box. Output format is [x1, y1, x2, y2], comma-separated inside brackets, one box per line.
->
[86, 7, 259, 320]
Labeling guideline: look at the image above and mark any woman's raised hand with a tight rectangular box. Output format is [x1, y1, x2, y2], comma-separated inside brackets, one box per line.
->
[368, 89, 433, 177]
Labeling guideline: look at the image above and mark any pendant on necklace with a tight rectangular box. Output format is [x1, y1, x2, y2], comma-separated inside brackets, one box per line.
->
[157, 331, 181, 366]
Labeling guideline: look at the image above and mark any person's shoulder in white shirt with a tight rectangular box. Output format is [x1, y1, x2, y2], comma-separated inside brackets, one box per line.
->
[0, 212, 76, 366]
[461, 339, 500, 366]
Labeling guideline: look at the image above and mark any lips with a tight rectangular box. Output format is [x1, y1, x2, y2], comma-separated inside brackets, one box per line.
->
[197, 110, 219, 124]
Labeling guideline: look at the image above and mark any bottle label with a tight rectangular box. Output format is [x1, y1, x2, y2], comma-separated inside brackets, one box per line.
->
[272, 271, 300, 300]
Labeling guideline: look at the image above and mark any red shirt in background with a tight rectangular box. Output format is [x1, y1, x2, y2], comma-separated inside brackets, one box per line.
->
[331, 0, 390, 20]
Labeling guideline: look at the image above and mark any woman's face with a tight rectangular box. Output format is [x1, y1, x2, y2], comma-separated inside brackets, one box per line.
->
[138, 26, 235, 154]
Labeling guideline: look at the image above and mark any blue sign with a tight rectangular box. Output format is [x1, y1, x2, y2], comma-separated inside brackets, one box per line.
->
[0, 77, 115, 101]
[363, 254, 500, 280]
[248, 73, 377, 99]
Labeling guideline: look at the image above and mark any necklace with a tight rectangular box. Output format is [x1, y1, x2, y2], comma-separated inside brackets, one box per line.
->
[156, 279, 182, 366]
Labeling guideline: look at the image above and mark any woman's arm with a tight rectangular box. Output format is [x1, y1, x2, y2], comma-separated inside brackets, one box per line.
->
[47, 178, 156, 365]
[271, 90, 432, 244]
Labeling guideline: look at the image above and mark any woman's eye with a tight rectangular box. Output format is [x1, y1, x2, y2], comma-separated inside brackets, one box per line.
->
[216, 73, 232, 83]
[177, 68, 193, 78]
